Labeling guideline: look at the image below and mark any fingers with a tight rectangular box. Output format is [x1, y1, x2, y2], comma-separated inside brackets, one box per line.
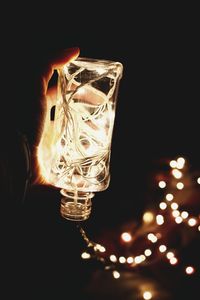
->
[42, 47, 80, 94]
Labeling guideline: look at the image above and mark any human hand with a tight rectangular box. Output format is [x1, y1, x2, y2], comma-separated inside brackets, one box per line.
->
[31, 47, 80, 184]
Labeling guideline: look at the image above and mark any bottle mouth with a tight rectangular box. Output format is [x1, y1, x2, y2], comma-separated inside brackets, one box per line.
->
[60, 189, 95, 221]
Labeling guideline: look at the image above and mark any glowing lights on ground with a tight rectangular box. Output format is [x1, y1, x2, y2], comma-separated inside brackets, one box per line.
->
[121, 232, 132, 242]
[143, 291, 152, 299]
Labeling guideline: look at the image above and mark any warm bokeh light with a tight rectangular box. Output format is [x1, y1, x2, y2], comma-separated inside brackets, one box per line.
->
[185, 266, 195, 275]
[176, 157, 185, 169]
[159, 245, 167, 253]
[171, 202, 179, 210]
[147, 233, 158, 243]
[172, 169, 182, 179]
[127, 256, 134, 264]
[158, 180, 166, 188]
[113, 270, 120, 279]
[119, 256, 126, 264]
[156, 214, 164, 225]
[143, 291, 152, 300]
[110, 254, 117, 262]
[170, 257, 178, 265]
[166, 251, 174, 259]
[81, 252, 91, 259]
[181, 211, 189, 219]
[135, 255, 146, 264]
[172, 210, 180, 218]
[121, 232, 132, 242]
[175, 216, 183, 224]
[95, 244, 106, 252]
[143, 211, 154, 223]
[176, 182, 184, 190]
[144, 249, 152, 256]
[169, 160, 177, 168]
[159, 202, 167, 210]
[188, 218, 197, 227]
[197, 177, 200, 184]
[166, 193, 174, 201]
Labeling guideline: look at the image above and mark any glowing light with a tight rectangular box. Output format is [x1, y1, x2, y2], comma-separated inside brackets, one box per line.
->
[147, 233, 158, 243]
[119, 256, 126, 264]
[135, 255, 146, 264]
[94, 244, 106, 252]
[156, 214, 164, 225]
[172, 169, 182, 179]
[144, 249, 152, 256]
[175, 216, 183, 224]
[159, 202, 167, 210]
[170, 257, 178, 265]
[166, 193, 174, 201]
[176, 182, 184, 190]
[143, 211, 154, 223]
[166, 251, 174, 259]
[169, 160, 177, 168]
[127, 256, 134, 264]
[172, 210, 180, 218]
[185, 266, 195, 275]
[113, 270, 120, 279]
[81, 252, 91, 259]
[176, 157, 185, 169]
[171, 202, 179, 210]
[158, 180, 166, 188]
[181, 211, 189, 219]
[121, 232, 132, 242]
[198, 225, 200, 231]
[159, 245, 167, 253]
[188, 218, 197, 227]
[197, 177, 200, 184]
[110, 254, 117, 262]
[143, 291, 152, 300]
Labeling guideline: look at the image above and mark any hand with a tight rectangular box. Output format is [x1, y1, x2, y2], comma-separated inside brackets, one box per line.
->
[30, 47, 80, 184]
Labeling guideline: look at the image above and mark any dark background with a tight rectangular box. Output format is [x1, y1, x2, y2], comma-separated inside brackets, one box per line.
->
[1, 4, 199, 299]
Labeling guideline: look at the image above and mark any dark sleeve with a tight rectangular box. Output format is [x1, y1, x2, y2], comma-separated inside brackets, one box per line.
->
[0, 129, 31, 209]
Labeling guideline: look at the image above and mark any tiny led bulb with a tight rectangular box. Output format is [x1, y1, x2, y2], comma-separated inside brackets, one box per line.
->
[143, 291, 152, 300]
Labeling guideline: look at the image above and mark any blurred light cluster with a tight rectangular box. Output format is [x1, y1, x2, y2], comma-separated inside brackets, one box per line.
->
[80, 156, 199, 299]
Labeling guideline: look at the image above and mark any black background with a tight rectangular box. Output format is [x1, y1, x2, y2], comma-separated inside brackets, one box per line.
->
[1, 4, 199, 299]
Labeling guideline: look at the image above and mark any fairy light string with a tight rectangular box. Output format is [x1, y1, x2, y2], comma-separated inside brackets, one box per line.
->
[79, 156, 200, 282]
